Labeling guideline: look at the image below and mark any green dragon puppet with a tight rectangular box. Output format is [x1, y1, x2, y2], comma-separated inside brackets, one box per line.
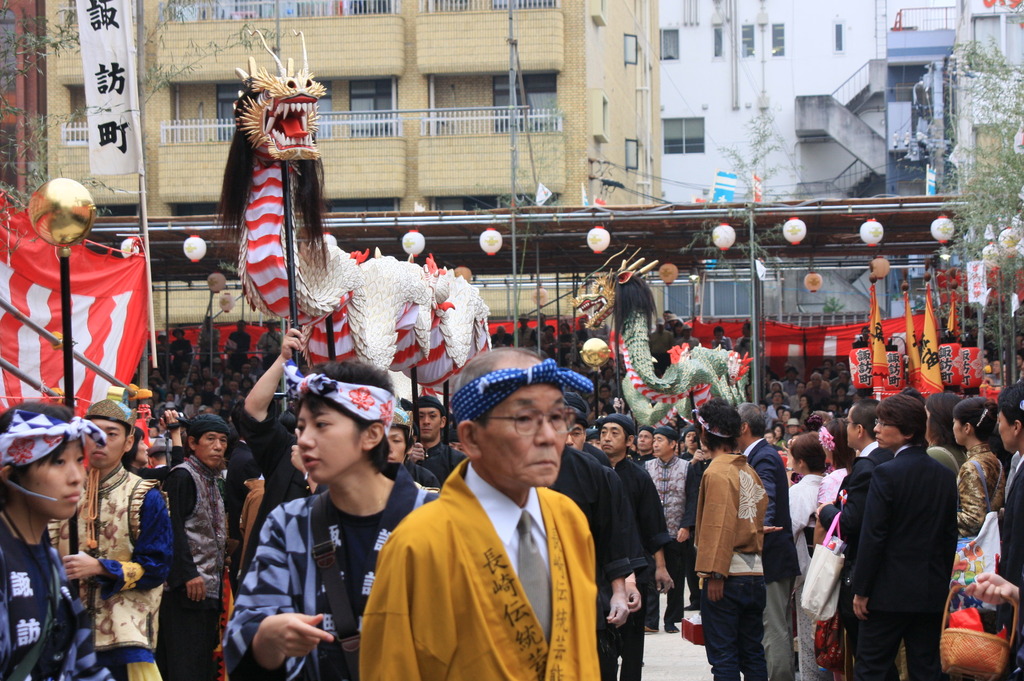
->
[572, 252, 751, 426]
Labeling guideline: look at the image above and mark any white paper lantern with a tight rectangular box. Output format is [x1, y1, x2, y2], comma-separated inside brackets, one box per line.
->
[324, 233, 338, 249]
[533, 287, 549, 306]
[783, 217, 806, 245]
[712, 223, 736, 251]
[999, 227, 1020, 251]
[207, 272, 227, 292]
[120, 237, 140, 256]
[859, 219, 884, 246]
[983, 243, 1001, 261]
[930, 216, 954, 244]
[183, 235, 207, 262]
[218, 291, 235, 313]
[402, 230, 425, 257]
[480, 228, 503, 255]
[587, 226, 611, 254]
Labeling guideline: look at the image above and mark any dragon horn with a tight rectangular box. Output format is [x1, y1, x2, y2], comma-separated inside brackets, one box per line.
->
[286, 58, 294, 77]
[235, 67, 249, 80]
[627, 258, 646, 272]
[293, 30, 309, 72]
[637, 260, 659, 275]
[249, 30, 286, 76]
[597, 246, 629, 273]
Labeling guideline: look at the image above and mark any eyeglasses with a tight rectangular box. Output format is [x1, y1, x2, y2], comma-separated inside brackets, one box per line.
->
[490, 408, 571, 437]
[875, 419, 892, 428]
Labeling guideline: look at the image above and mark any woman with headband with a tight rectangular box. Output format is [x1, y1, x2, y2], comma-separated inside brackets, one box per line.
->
[0, 401, 113, 681]
[953, 397, 1006, 537]
[224, 359, 435, 681]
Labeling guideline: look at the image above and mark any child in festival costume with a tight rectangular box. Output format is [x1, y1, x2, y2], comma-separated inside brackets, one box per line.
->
[0, 401, 114, 681]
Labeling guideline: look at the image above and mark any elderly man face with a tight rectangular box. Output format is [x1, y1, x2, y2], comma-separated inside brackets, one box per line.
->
[457, 355, 568, 506]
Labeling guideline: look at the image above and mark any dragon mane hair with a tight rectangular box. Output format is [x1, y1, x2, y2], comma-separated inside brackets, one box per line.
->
[218, 90, 327, 265]
[613, 273, 657, 338]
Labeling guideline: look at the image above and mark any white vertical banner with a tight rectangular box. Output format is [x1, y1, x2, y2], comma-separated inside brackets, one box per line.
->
[967, 261, 986, 303]
[77, 0, 143, 175]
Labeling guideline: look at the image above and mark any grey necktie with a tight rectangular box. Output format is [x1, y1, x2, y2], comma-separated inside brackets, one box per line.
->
[517, 510, 551, 640]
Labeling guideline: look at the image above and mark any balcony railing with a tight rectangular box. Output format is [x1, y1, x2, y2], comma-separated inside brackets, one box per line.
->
[160, 118, 236, 144]
[61, 122, 89, 146]
[159, 0, 399, 21]
[892, 7, 956, 32]
[145, 108, 561, 145]
[419, 0, 557, 12]
[319, 111, 404, 138]
[420, 107, 562, 136]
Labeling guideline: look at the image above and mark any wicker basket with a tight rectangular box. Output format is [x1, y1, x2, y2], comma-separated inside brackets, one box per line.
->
[939, 584, 1018, 681]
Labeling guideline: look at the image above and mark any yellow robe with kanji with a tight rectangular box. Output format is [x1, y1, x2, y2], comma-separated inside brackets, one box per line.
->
[361, 459, 598, 681]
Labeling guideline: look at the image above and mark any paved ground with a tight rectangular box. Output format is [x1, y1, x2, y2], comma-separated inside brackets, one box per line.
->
[637, 595, 715, 681]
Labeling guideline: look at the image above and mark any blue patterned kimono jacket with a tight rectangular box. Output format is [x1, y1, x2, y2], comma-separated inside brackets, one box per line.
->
[0, 527, 115, 681]
[224, 464, 434, 680]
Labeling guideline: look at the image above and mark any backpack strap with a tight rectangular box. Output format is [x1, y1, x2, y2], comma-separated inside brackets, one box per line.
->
[310, 492, 361, 681]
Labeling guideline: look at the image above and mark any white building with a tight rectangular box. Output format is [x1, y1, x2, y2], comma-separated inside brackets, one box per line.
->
[658, 0, 955, 203]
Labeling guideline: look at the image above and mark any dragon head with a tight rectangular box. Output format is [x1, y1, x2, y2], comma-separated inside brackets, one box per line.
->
[572, 251, 659, 330]
[235, 31, 326, 161]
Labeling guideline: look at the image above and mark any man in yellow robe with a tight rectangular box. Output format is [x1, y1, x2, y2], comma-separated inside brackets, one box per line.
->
[361, 348, 600, 681]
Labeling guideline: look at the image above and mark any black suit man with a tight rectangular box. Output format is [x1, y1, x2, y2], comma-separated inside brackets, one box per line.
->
[737, 404, 800, 681]
[818, 399, 895, 666]
[850, 394, 957, 681]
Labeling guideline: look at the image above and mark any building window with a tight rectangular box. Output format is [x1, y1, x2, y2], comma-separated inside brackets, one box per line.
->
[434, 196, 504, 210]
[772, 24, 784, 56]
[624, 34, 638, 65]
[494, 73, 557, 111]
[663, 118, 704, 154]
[350, 79, 392, 112]
[834, 22, 845, 53]
[661, 29, 679, 60]
[742, 24, 755, 57]
[330, 198, 399, 212]
[625, 139, 639, 169]
[713, 26, 723, 58]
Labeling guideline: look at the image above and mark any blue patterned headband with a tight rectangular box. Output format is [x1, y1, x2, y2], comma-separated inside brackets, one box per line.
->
[284, 361, 395, 429]
[452, 358, 594, 423]
[0, 409, 106, 467]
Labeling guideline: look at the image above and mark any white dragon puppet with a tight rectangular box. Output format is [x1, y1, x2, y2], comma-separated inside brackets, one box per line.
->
[219, 36, 490, 383]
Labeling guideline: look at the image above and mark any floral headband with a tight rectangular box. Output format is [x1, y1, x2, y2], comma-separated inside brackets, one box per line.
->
[284, 361, 395, 430]
[0, 409, 106, 467]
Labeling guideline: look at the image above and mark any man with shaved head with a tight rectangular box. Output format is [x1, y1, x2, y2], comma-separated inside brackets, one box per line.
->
[362, 349, 600, 680]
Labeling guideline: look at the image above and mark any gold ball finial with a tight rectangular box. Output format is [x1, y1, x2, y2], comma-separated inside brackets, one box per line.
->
[28, 178, 97, 246]
[580, 338, 612, 369]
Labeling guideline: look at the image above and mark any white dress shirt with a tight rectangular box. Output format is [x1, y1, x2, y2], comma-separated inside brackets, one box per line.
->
[465, 463, 549, 576]
[742, 438, 764, 459]
[858, 441, 878, 458]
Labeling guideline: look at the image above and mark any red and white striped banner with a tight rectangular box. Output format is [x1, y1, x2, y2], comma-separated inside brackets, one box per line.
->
[0, 203, 148, 412]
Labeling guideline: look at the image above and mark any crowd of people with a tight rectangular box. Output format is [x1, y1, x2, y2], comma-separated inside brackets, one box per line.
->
[3, 316, 1024, 681]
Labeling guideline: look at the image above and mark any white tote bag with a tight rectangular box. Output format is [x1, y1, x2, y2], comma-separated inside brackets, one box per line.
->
[801, 512, 846, 621]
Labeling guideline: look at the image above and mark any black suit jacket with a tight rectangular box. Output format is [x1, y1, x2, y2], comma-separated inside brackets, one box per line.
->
[850, 446, 957, 613]
[819, 445, 894, 567]
[746, 439, 800, 583]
